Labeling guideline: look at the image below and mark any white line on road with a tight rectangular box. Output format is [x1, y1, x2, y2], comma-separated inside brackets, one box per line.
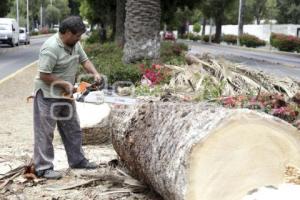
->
[0, 60, 38, 85]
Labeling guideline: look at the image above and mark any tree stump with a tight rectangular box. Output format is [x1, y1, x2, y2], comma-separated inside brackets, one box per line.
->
[76, 102, 111, 145]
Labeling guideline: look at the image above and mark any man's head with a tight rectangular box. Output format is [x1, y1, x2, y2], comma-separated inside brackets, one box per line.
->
[59, 16, 86, 47]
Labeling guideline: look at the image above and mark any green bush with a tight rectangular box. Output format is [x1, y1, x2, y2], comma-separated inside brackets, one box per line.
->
[193, 23, 201, 33]
[160, 41, 188, 65]
[84, 43, 141, 84]
[270, 33, 300, 53]
[30, 31, 39, 36]
[202, 35, 216, 43]
[83, 41, 188, 85]
[188, 33, 202, 41]
[86, 30, 100, 44]
[178, 33, 188, 39]
[48, 29, 57, 34]
[222, 34, 237, 45]
[240, 34, 266, 48]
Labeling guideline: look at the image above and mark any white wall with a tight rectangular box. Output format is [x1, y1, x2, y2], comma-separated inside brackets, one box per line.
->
[189, 24, 300, 42]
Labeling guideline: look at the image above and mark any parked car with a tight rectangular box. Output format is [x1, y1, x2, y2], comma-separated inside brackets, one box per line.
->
[19, 27, 30, 45]
[53, 24, 59, 32]
[163, 31, 176, 41]
[0, 18, 19, 47]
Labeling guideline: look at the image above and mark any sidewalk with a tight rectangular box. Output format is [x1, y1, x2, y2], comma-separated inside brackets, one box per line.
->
[0, 63, 158, 200]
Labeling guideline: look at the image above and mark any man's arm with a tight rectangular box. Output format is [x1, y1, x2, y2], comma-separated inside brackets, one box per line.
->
[81, 60, 102, 83]
[40, 72, 73, 95]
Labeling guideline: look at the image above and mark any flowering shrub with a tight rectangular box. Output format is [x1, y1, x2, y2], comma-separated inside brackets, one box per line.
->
[219, 93, 300, 126]
[270, 33, 300, 53]
[40, 27, 49, 34]
[139, 62, 171, 86]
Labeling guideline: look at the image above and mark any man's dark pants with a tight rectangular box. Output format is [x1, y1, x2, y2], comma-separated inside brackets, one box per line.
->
[33, 90, 86, 172]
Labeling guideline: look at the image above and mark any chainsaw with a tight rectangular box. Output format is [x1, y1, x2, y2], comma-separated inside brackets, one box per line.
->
[74, 81, 137, 105]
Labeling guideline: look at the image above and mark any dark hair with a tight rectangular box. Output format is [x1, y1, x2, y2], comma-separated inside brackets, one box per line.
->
[59, 16, 86, 34]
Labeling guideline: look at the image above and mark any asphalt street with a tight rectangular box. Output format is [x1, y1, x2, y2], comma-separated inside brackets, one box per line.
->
[0, 37, 299, 82]
[184, 40, 300, 81]
[0, 36, 50, 80]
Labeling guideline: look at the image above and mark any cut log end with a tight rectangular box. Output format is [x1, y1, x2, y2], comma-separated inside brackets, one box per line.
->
[187, 114, 300, 200]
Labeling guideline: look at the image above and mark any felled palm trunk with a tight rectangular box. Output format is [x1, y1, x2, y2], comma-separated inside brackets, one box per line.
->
[111, 102, 300, 200]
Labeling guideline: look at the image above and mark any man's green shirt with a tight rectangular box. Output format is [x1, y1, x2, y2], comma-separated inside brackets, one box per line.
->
[34, 33, 88, 98]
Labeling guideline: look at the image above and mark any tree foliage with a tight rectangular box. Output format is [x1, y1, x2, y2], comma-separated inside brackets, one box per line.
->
[200, 0, 236, 43]
[276, 0, 299, 24]
[80, 0, 115, 26]
[68, 0, 80, 15]
[0, 0, 11, 17]
[45, 5, 61, 25]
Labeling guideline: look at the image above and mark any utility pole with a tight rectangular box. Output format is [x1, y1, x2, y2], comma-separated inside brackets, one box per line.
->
[26, 0, 29, 32]
[40, 5, 43, 28]
[16, 0, 19, 25]
[237, 0, 245, 46]
[209, 18, 213, 43]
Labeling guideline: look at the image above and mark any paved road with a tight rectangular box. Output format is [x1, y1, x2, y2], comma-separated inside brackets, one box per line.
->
[184, 40, 300, 81]
[0, 36, 50, 80]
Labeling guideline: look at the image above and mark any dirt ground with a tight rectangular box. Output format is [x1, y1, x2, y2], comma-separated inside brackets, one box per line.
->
[0, 64, 161, 200]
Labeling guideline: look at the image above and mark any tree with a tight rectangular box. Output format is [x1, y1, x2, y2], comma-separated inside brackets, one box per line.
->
[6, 0, 27, 26]
[123, 0, 161, 63]
[0, 0, 11, 17]
[45, 5, 61, 26]
[55, 0, 71, 22]
[276, 0, 299, 24]
[200, 0, 236, 43]
[68, 0, 80, 15]
[247, 0, 268, 24]
[80, 0, 116, 41]
[193, 23, 201, 33]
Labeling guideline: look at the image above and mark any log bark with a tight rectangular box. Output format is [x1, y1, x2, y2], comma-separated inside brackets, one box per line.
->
[111, 102, 300, 200]
[76, 102, 111, 145]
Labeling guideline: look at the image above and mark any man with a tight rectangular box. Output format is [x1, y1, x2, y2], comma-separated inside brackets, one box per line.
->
[33, 16, 101, 179]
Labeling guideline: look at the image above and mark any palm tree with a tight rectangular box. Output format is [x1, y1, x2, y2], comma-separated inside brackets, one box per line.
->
[123, 0, 161, 64]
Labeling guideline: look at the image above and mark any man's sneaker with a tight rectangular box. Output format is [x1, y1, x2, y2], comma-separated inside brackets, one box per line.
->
[36, 169, 62, 179]
[72, 159, 98, 169]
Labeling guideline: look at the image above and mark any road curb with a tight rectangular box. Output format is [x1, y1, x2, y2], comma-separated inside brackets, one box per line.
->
[30, 34, 54, 39]
[180, 39, 300, 57]
[0, 60, 38, 85]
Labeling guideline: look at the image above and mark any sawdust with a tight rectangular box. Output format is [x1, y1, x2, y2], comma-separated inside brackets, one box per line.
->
[0, 64, 161, 199]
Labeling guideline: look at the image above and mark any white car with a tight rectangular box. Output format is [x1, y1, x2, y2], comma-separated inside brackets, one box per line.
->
[19, 27, 30, 45]
[0, 18, 19, 47]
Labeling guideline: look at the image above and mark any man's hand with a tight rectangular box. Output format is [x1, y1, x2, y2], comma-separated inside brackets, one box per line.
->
[94, 73, 102, 84]
[82, 60, 102, 84]
[62, 81, 74, 96]
[294, 120, 300, 130]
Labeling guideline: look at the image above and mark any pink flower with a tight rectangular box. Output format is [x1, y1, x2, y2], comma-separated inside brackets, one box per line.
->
[155, 64, 161, 70]
[272, 107, 286, 115]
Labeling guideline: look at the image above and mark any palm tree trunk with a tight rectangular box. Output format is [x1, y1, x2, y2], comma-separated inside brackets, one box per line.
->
[115, 0, 126, 47]
[123, 0, 161, 64]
